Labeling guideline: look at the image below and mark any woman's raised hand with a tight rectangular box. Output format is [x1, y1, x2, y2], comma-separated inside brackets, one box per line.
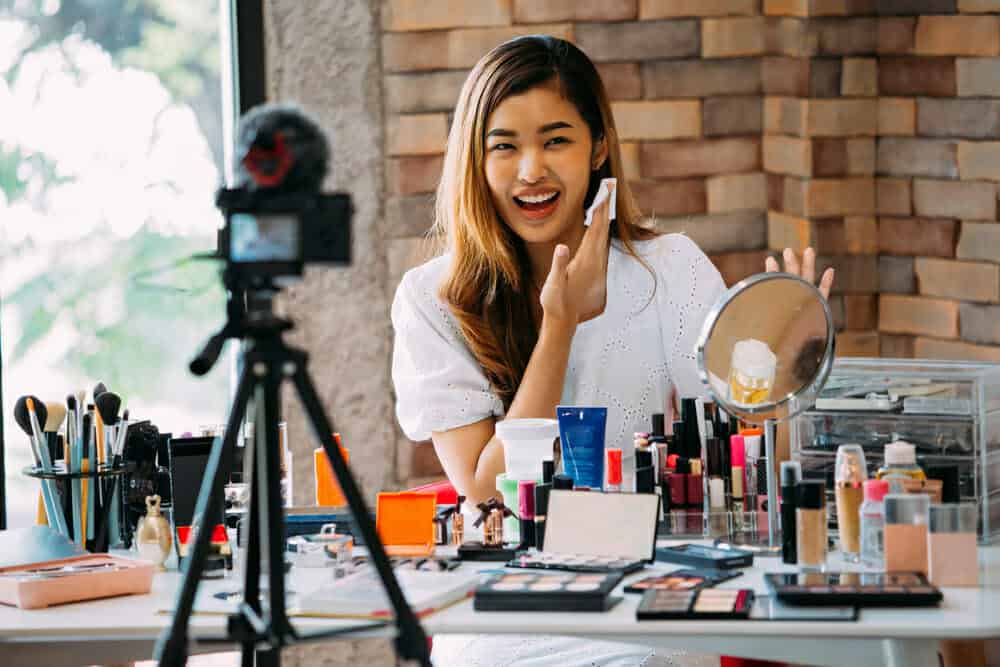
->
[765, 247, 835, 300]
[540, 182, 613, 328]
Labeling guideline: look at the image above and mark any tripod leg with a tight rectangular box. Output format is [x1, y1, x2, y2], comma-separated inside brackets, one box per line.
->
[155, 366, 256, 667]
[288, 354, 431, 667]
[256, 367, 294, 640]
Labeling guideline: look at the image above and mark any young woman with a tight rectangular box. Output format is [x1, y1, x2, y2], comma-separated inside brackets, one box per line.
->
[391, 36, 833, 666]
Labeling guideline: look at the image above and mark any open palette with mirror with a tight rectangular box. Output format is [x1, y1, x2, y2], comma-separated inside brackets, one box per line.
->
[474, 571, 623, 612]
[508, 490, 658, 574]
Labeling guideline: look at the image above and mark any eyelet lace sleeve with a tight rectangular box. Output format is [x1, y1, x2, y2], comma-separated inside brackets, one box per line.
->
[391, 260, 505, 442]
[652, 234, 727, 399]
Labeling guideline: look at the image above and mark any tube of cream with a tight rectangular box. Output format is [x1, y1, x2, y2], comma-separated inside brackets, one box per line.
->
[556, 406, 608, 490]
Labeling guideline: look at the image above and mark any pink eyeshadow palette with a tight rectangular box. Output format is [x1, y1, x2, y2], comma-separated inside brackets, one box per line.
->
[765, 572, 942, 607]
[473, 571, 624, 612]
[624, 568, 742, 594]
[507, 551, 645, 574]
[636, 588, 754, 620]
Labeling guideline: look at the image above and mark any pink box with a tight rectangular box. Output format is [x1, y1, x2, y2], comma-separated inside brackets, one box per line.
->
[0, 553, 154, 609]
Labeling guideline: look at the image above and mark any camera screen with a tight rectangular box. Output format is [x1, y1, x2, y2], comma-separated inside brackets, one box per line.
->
[229, 212, 300, 263]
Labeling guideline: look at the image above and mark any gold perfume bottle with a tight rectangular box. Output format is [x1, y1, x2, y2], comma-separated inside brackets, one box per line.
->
[136, 495, 172, 571]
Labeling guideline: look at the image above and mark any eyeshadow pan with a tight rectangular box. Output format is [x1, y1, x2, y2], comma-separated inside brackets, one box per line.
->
[491, 582, 525, 591]
[693, 591, 736, 613]
[530, 582, 564, 592]
[566, 582, 600, 592]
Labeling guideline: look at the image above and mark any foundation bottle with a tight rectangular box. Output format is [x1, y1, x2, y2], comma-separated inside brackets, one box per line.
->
[928, 503, 978, 587]
[796, 480, 827, 572]
[834, 444, 867, 562]
[884, 494, 930, 575]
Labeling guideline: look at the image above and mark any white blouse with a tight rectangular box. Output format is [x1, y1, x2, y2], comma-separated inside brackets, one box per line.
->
[391, 233, 726, 458]
[390, 233, 726, 667]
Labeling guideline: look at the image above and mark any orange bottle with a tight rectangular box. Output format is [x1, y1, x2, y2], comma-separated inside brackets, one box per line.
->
[314, 433, 350, 506]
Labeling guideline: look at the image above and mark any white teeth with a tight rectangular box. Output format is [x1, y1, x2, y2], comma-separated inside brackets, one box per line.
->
[516, 192, 558, 204]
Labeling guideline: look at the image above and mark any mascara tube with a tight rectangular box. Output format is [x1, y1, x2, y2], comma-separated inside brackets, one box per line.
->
[781, 461, 802, 564]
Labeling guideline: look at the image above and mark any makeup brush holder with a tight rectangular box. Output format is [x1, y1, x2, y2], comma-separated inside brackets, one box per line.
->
[23, 464, 127, 553]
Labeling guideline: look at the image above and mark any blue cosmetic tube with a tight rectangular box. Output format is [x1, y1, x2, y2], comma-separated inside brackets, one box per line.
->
[556, 406, 608, 491]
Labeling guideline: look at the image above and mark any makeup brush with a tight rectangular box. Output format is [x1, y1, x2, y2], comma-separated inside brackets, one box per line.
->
[93, 382, 108, 400]
[82, 412, 94, 542]
[44, 401, 67, 462]
[95, 391, 121, 457]
[13, 396, 41, 467]
[66, 395, 83, 546]
[26, 398, 69, 536]
[96, 392, 123, 547]
[66, 395, 78, 451]
[75, 390, 86, 438]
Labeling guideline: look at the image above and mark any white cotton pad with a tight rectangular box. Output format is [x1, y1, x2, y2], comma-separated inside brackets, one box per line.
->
[584, 177, 617, 227]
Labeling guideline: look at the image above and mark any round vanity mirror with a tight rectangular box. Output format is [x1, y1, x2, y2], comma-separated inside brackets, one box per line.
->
[696, 272, 836, 424]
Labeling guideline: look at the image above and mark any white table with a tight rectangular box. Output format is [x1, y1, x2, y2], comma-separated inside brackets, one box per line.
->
[2, 542, 999, 667]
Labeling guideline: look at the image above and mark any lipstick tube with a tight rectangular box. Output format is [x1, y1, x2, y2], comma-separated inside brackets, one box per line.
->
[756, 456, 769, 536]
[687, 459, 704, 534]
[730, 435, 746, 532]
[518, 480, 536, 550]
[606, 448, 622, 493]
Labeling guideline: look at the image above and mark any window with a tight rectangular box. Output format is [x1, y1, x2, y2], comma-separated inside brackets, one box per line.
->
[1, 0, 232, 528]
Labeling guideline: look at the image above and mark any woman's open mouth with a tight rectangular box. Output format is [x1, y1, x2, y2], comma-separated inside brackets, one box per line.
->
[513, 191, 560, 220]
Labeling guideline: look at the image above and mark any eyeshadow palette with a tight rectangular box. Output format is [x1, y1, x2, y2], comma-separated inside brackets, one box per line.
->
[748, 595, 857, 622]
[624, 568, 742, 594]
[765, 572, 943, 607]
[474, 571, 624, 612]
[636, 588, 754, 620]
[507, 551, 646, 574]
[655, 543, 754, 570]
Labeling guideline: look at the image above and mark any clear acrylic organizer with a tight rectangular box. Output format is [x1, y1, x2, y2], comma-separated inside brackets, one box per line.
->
[789, 358, 1000, 544]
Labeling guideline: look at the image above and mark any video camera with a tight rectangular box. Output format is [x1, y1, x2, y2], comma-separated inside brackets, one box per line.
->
[215, 104, 352, 288]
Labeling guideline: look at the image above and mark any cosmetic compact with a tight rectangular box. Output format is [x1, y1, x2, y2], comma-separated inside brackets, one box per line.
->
[375, 492, 436, 558]
[636, 587, 754, 620]
[655, 543, 754, 570]
[624, 568, 742, 594]
[474, 571, 623, 612]
[509, 490, 659, 573]
[765, 572, 943, 607]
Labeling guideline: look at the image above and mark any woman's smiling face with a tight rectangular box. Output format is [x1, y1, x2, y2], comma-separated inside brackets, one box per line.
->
[483, 79, 606, 247]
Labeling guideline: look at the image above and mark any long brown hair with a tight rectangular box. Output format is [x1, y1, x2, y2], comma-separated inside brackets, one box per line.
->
[433, 36, 654, 409]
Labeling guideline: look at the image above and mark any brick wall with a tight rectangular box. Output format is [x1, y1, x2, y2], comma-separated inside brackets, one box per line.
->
[381, 0, 1000, 483]
[382, 0, 772, 480]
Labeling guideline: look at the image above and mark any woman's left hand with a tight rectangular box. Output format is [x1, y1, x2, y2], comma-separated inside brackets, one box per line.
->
[765, 247, 835, 300]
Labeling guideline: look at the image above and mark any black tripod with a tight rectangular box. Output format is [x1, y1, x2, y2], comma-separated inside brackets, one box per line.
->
[156, 293, 431, 667]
